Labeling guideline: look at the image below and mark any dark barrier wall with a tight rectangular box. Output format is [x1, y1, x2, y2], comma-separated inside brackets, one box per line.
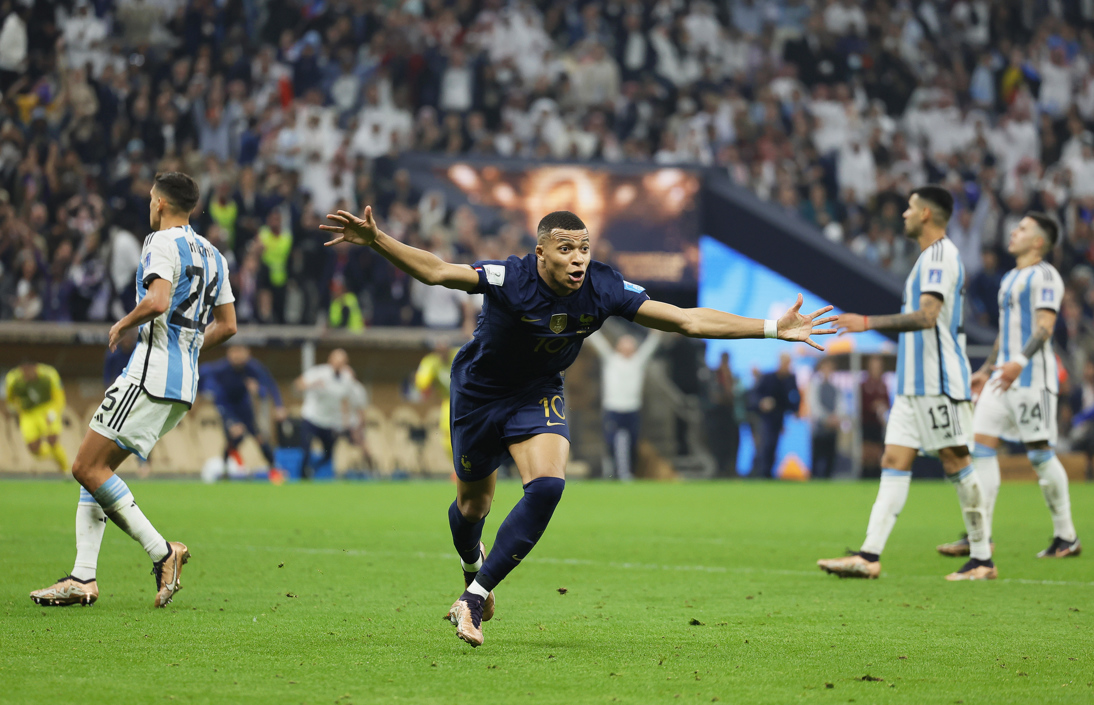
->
[700, 173, 995, 345]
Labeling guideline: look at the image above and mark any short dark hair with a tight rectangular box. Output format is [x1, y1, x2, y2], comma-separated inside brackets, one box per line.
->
[537, 211, 587, 241]
[909, 185, 954, 225]
[1026, 211, 1059, 251]
[153, 172, 200, 215]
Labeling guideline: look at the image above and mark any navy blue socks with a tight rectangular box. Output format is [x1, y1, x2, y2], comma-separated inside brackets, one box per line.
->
[449, 500, 486, 566]
[475, 477, 565, 592]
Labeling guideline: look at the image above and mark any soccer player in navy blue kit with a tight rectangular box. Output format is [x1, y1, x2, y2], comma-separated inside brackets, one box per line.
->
[199, 345, 287, 472]
[321, 207, 836, 646]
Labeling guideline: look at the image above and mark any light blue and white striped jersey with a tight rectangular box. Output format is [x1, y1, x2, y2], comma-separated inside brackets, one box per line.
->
[123, 225, 235, 406]
[996, 261, 1064, 392]
[895, 238, 972, 400]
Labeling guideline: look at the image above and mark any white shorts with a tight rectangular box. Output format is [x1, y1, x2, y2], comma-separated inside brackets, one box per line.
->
[89, 376, 188, 460]
[973, 382, 1057, 445]
[885, 394, 973, 452]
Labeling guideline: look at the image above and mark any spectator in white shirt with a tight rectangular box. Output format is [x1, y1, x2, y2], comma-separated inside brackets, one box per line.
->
[837, 139, 877, 205]
[0, 5, 27, 91]
[587, 330, 662, 480]
[439, 49, 474, 114]
[295, 349, 356, 479]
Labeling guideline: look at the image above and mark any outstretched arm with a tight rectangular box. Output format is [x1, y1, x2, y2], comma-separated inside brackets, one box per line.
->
[835, 294, 942, 335]
[321, 206, 479, 291]
[585, 331, 613, 358]
[633, 294, 836, 351]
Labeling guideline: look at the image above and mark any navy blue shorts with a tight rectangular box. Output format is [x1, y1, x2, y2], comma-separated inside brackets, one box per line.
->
[217, 403, 258, 437]
[450, 383, 569, 482]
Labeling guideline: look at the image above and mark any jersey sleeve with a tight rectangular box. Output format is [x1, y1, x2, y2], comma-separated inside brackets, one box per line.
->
[918, 249, 956, 300]
[1034, 267, 1064, 313]
[470, 259, 512, 295]
[141, 232, 178, 287]
[214, 253, 235, 305]
[599, 266, 650, 321]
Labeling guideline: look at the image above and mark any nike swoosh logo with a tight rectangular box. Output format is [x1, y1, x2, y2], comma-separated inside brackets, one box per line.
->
[521, 316, 540, 322]
[547, 421, 565, 426]
[512, 554, 523, 562]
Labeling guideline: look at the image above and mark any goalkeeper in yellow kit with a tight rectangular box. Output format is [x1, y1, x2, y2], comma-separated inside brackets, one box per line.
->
[5, 363, 69, 471]
[415, 341, 459, 458]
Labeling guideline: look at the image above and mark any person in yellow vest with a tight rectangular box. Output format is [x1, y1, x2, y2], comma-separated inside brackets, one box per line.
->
[4, 362, 69, 471]
[257, 208, 292, 322]
[208, 180, 239, 251]
[328, 276, 364, 331]
[414, 340, 459, 459]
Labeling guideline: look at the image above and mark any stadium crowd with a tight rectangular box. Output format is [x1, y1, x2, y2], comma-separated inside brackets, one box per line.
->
[4, 2, 1094, 425]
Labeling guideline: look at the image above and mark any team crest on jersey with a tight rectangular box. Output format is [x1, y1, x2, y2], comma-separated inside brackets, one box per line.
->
[549, 313, 568, 333]
[927, 268, 942, 284]
[579, 314, 595, 325]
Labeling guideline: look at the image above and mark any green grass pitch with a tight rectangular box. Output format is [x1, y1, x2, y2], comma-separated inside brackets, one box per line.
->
[1, 480, 1092, 704]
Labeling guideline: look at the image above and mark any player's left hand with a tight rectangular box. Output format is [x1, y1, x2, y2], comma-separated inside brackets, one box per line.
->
[991, 362, 1022, 392]
[777, 294, 837, 351]
[108, 322, 126, 352]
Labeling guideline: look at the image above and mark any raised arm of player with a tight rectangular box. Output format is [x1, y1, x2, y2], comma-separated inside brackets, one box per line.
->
[108, 278, 173, 351]
[633, 294, 837, 351]
[835, 293, 943, 336]
[201, 303, 238, 351]
[321, 206, 479, 292]
[992, 308, 1057, 392]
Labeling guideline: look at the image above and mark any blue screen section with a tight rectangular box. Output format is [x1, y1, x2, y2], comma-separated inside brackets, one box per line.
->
[699, 235, 892, 375]
[698, 235, 893, 476]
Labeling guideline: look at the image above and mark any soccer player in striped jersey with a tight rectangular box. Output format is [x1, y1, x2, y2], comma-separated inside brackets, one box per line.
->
[31, 173, 238, 608]
[817, 186, 995, 581]
[937, 213, 1080, 560]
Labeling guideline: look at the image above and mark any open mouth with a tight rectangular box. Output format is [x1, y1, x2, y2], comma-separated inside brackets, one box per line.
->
[567, 270, 585, 284]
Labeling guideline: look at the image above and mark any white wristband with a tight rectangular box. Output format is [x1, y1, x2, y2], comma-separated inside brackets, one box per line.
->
[764, 319, 778, 339]
[1012, 353, 1030, 368]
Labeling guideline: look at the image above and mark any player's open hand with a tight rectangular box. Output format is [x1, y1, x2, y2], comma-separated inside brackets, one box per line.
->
[990, 362, 1022, 392]
[320, 206, 380, 247]
[777, 294, 837, 351]
[834, 313, 869, 335]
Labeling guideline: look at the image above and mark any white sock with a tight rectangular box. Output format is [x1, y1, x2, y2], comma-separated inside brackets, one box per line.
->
[90, 475, 169, 562]
[466, 579, 490, 599]
[1029, 450, 1077, 542]
[972, 444, 1001, 540]
[72, 488, 108, 581]
[949, 465, 990, 560]
[861, 469, 911, 556]
[461, 553, 483, 573]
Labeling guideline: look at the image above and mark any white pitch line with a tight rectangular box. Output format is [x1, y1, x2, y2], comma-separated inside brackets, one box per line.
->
[222, 544, 1094, 587]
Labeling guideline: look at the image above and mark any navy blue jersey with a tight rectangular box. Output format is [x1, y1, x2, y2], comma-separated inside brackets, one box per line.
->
[198, 357, 283, 410]
[452, 254, 650, 398]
